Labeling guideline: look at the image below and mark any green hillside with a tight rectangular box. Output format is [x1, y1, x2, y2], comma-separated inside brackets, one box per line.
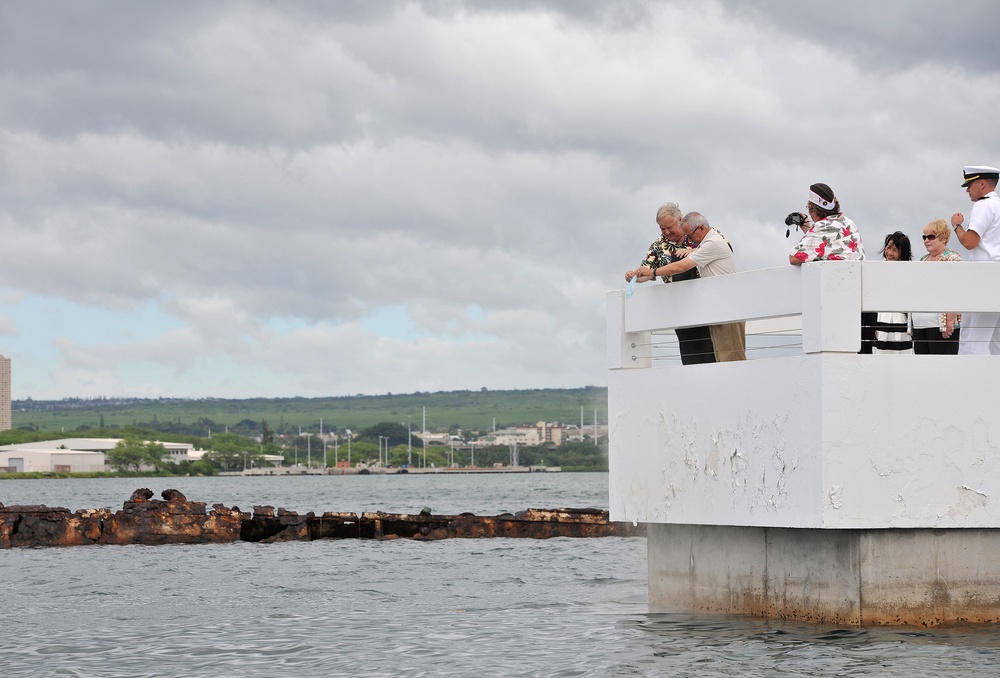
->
[12, 387, 609, 436]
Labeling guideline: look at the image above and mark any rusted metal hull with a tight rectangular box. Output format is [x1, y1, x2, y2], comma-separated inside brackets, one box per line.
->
[358, 507, 643, 541]
[0, 505, 110, 548]
[0, 489, 644, 549]
[0, 489, 248, 548]
[244, 506, 644, 542]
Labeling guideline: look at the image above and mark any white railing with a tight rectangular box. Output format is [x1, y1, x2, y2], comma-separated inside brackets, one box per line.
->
[608, 260, 1000, 368]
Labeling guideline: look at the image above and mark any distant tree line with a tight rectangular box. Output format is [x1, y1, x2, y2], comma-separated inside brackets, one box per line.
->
[11, 388, 609, 435]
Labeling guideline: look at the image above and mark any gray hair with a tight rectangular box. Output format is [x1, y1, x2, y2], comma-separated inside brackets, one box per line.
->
[656, 202, 683, 223]
[681, 211, 709, 230]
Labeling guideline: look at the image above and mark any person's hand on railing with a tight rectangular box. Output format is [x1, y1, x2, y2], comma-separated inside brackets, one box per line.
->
[943, 313, 958, 339]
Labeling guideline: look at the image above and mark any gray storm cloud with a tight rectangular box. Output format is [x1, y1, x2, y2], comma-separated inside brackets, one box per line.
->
[1, 0, 998, 398]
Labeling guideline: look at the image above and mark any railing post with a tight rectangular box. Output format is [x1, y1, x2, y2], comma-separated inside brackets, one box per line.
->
[800, 261, 862, 354]
[607, 290, 651, 369]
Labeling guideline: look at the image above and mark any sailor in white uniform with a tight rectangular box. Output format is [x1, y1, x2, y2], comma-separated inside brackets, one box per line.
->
[952, 165, 1000, 354]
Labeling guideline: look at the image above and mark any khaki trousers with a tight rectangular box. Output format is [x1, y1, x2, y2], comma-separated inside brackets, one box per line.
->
[710, 322, 746, 362]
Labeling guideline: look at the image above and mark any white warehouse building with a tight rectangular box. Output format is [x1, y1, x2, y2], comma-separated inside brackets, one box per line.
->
[0, 438, 208, 473]
[0, 449, 106, 473]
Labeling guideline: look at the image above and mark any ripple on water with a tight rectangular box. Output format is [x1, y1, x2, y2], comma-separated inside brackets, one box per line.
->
[4, 475, 1000, 677]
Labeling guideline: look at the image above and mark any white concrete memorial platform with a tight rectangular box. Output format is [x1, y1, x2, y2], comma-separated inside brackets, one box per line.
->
[608, 261, 1000, 625]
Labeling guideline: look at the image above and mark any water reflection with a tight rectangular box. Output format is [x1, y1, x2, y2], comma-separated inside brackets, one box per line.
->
[613, 613, 1000, 677]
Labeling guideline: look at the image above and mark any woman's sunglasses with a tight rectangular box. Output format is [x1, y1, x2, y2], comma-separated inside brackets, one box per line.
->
[922, 234, 936, 241]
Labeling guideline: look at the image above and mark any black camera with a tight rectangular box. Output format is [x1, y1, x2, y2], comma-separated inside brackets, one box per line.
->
[784, 212, 805, 237]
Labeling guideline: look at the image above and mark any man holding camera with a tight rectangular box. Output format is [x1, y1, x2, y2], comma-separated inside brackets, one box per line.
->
[952, 165, 1000, 355]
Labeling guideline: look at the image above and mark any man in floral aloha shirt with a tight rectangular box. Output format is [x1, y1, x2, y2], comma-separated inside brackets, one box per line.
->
[625, 202, 716, 364]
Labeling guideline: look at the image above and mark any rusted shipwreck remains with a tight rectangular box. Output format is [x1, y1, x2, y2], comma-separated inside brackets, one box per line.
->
[0, 488, 644, 549]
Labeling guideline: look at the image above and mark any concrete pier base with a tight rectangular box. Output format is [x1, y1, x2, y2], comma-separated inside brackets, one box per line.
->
[609, 264, 1000, 626]
[649, 524, 1000, 626]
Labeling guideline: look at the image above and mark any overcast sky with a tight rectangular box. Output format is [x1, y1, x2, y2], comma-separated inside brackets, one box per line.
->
[2, 1, 999, 400]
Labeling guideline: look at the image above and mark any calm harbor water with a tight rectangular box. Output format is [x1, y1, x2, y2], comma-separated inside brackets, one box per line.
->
[4, 473, 1000, 677]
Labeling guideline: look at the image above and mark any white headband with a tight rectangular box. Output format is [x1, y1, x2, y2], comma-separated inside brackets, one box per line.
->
[808, 190, 836, 210]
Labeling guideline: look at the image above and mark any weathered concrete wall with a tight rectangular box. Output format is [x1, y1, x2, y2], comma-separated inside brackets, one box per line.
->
[764, 526, 861, 624]
[857, 529, 1000, 625]
[649, 524, 1000, 626]
[647, 523, 769, 617]
[610, 354, 1000, 529]
[609, 355, 821, 528]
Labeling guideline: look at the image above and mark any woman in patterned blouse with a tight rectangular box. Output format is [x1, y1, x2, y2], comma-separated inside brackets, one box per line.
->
[788, 183, 866, 265]
[912, 219, 962, 354]
[788, 183, 872, 351]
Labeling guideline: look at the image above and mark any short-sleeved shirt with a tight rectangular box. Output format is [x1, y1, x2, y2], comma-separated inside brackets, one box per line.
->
[965, 192, 1000, 262]
[640, 235, 699, 283]
[687, 228, 735, 278]
[790, 213, 866, 263]
[919, 248, 963, 263]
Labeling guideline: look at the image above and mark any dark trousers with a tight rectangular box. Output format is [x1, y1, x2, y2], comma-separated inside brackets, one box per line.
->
[912, 327, 961, 355]
[860, 312, 877, 354]
[676, 326, 717, 365]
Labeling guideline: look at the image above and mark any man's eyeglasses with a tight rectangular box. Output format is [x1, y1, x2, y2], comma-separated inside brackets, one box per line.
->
[922, 234, 936, 241]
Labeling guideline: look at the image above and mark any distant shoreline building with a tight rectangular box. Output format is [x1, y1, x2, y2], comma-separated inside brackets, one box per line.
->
[0, 437, 284, 473]
[487, 421, 571, 447]
[0, 355, 10, 431]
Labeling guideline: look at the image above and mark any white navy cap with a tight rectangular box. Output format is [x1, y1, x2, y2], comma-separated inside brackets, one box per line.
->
[962, 165, 1000, 187]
